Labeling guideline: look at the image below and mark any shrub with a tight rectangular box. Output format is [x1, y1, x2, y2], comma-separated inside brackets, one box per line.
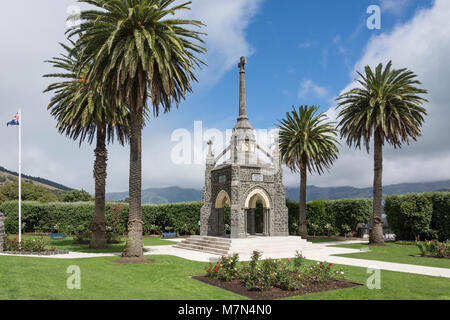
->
[386, 192, 449, 241]
[1, 200, 203, 236]
[416, 240, 450, 258]
[58, 190, 93, 202]
[3, 234, 48, 252]
[286, 199, 372, 236]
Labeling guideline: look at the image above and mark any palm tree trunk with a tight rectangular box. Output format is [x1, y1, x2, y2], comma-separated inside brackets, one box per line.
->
[90, 121, 107, 249]
[298, 161, 308, 237]
[122, 69, 146, 258]
[370, 131, 385, 245]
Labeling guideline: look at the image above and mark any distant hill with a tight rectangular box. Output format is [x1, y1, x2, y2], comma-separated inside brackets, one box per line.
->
[107, 186, 203, 204]
[107, 180, 450, 204]
[286, 180, 450, 201]
[0, 166, 72, 191]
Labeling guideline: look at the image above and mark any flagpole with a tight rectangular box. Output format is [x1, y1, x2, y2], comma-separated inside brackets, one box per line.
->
[18, 109, 22, 248]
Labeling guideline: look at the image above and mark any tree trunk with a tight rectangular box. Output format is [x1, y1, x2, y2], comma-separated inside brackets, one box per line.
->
[369, 131, 385, 245]
[298, 163, 308, 237]
[122, 70, 146, 258]
[90, 121, 108, 249]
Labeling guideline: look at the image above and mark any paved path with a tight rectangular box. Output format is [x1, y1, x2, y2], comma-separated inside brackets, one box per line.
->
[1, 240, 449, 278]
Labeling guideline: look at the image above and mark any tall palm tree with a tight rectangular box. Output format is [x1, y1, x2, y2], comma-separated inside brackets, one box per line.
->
[336, 61, 428, 245]
[278, 106, 339, 237]
[68, 0, 206, 258]
[44, 41, 130, 248]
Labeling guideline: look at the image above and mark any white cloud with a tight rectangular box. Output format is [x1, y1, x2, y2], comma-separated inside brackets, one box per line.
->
[380, 0, 415, 16]
[0, 0, 263, 193]
[299, 0, 450, 188]
[298, 79, 330, 100]
[177, 0, 263, 85]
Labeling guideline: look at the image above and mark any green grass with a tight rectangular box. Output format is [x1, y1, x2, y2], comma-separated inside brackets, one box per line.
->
[331, 242, 450, 269]
[306, 237, 344, 243]
[6, 235, 176, 253]
[0, 255, 449, 300]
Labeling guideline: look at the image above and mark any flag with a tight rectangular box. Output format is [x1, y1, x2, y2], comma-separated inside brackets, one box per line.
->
[7, 112, 19, 126]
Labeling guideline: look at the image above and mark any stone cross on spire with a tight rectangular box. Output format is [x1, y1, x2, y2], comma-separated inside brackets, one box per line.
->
[235, 56, 252, 129]
[238, 56, 247, 73]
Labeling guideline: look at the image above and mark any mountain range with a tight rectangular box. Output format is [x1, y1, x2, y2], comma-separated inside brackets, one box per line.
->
[106, 180, 450, 204]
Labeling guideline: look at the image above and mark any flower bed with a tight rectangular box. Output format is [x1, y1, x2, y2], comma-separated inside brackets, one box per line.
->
[194, 251, 361, 300]
[2, 234, 68, 255]
[416, 240, 450, 259]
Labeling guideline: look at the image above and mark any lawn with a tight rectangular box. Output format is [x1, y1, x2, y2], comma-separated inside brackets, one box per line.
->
[306, 237, 345, 243]
[0, 255, 449, 300]
[5, 235, 176, 253]
[331, 242, 450, 269]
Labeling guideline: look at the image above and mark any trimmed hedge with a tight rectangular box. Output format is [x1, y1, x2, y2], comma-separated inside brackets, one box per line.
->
[385, 192, 450, 241]
[2, 198, 373, 237]
[1, 201, 202, 236]
[287, 198, 373, 236]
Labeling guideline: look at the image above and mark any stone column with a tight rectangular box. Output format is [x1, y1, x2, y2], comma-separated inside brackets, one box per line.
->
[200, 141, 215, 236]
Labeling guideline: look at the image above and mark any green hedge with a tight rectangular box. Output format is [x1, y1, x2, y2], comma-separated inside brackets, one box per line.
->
[286, 198, 372, 236]
[2, 198, 373, 237]
[1, 201, 202, 236]
[385, 192, 450, 241]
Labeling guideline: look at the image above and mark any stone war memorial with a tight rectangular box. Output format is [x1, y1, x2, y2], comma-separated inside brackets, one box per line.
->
[200, 57, 289, 239]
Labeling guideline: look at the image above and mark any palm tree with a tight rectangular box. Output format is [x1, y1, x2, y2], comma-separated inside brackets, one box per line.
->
[44, 41, 129, 248]
[278, 106, 339, 237]
[68, 0, 206, 258]
[336, 61, 428, 245]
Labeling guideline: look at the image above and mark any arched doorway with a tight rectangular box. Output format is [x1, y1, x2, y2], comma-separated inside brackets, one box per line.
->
[244, 188, 271, 236]
[214, 190, 230, 237]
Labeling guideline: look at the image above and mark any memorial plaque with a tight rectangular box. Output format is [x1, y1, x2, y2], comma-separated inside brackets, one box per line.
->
[252, 173, 264, 182]
[219, 175, 227, 184]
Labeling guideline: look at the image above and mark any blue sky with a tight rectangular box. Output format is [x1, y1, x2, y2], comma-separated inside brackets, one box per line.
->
[173, 0, 433, 130]
[2, 0, 449, 193]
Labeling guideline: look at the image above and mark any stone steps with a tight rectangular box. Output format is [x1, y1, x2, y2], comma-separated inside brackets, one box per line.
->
[174, 235, 313, 257]
[174, 235, 231, 256]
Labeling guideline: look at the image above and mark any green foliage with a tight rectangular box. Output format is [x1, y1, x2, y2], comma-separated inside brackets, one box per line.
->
[58, 190, 94, 202]
[211, 252, 345, 292]
[1, 200, 202, 236]
[0, 182, 58, 205]
[416, 240, 450, 258]
[385, 192, 450, 241]
[3, 234, 49, 252]
[286, 199, 372, 236]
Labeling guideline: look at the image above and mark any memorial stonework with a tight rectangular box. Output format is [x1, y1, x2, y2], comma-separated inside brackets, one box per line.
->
[200, 57, 289, 238]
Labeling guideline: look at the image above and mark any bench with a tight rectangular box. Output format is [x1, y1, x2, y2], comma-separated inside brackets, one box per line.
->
[162, 232, 177, 238]
[50, 233, 67, 239]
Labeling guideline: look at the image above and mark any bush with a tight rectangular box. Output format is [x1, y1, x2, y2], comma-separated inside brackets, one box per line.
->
[1, 200, 203, 236]
[286, 199, 372, 236]
[58, 190, 94, 202]
[416, 240, 450, 258]
[386, 192, 450, 241]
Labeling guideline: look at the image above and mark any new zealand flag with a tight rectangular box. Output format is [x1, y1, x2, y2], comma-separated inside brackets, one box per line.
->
[7, 113, 19, 126]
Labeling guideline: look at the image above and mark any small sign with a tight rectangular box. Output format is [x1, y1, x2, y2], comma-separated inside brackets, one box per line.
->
[252, 173, 264, 182]
[219, 175, 226, 184]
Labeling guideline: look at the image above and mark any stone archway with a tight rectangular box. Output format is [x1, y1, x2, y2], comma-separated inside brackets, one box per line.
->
[213, 190, 230, 236]
[244, 187, 271, 236]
